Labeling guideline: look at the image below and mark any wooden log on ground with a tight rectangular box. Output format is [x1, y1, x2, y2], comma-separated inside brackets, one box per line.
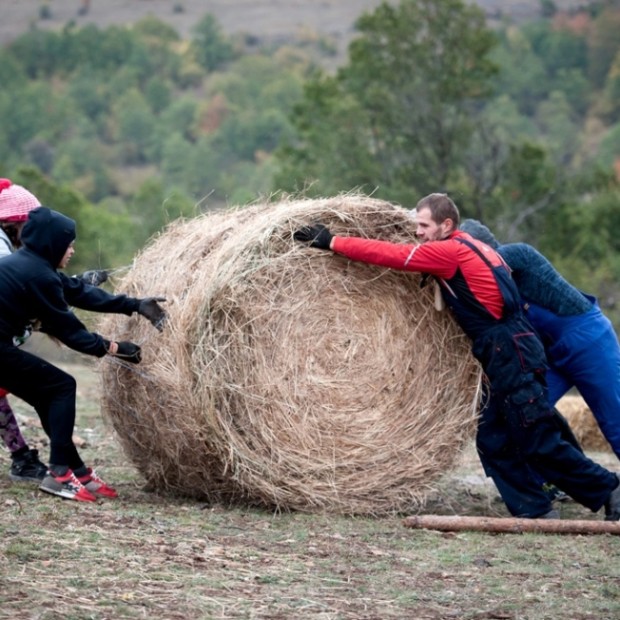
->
[402, 515, 620, 535]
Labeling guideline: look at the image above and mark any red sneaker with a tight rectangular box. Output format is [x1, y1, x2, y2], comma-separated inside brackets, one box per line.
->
[77, 468, 119, 499]
[39, 470, 97, 502]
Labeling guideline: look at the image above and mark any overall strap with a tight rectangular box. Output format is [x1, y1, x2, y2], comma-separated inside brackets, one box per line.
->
[454, 236, 510, 272]
[455, 236, 520, 316]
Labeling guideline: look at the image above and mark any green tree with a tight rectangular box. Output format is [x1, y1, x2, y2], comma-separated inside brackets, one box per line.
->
[595, 121, 620, 170]
[145, 77, 173, 114]
[204, 55, 304, 162]
[523, 19, 587, 77]
[112, 89, 156, 164]
[6, 28, 62, 78]
[480, 95, 537, 139]
[213, 108, 292, 161]
[600, 49, 620, 122]
[534, 91, 580, 166]
[160, 133, 194, 188]
[540, 0, 557, 19]
[551, 68, 591, 117]
[491, 27, 548, 116]
[1, 82, 66, 151]
[132, 15, 181, 44]
[209, 55, 303, 110]
[129, 178, 198, 244]
[50, 116, 102, 181]
[77, 198, 137, 269]
[487, 141, 560, 245]
[275, 0, 498, 201]
[217, 158, 278, 206]
[68, 68, 110, 123]
[183, 135, 224, 199]
[274, 75, 380, 198]
[159, 96, 198, 141]
[0, 48, 27, 87]
[538, 172, 620, 328]
[23, 138, 55, 173]
[190, 14, 234, 72]
[587, 5, 620, 89]
[145, 96, 200, 164]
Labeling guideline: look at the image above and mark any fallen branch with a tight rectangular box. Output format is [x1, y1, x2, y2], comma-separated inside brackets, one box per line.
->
[402, 515, 620, 535]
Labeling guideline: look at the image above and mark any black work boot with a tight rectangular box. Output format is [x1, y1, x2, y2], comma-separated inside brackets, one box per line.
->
[604, 475, 620, 522]
[9, 449, 48, 482]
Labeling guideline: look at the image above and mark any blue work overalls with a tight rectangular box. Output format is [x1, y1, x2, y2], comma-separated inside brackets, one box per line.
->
[443, 238, 617, 517]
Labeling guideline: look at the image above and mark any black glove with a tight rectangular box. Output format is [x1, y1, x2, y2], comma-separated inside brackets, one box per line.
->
[138, 297, 167, 332]
[293, 224, 333, 250]
[76, 269, 109, 287]
[114, 341, 142, 364]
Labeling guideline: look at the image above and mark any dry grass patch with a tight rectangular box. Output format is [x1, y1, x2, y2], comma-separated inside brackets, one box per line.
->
[0, 363, 619, 620]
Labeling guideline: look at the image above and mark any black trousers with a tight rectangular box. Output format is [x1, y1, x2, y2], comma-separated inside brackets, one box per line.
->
[0, 341, 84, 470]
[473, 321, 617, 517]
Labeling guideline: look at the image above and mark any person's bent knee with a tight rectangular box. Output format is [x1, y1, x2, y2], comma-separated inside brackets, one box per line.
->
[45, 368, 77, 399]
[56, 371, 76, 395]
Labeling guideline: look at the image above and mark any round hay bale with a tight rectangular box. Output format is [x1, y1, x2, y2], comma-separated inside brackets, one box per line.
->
[98, 195, 481, 515]
[556, 394, 611, 453]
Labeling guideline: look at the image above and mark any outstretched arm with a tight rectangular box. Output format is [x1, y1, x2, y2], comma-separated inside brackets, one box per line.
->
[294, 223, 457, 278]
[60, 273, 167, 330]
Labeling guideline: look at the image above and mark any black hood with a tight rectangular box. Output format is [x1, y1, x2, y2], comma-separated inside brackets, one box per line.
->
[459, 219, 500, 249]
[21, 206, 76, 267]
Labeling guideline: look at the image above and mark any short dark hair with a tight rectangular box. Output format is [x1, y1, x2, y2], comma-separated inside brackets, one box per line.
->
[415, 193, 460, 229]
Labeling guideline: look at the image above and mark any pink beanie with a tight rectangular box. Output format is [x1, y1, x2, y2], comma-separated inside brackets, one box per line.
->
[0, 178, 42, 222]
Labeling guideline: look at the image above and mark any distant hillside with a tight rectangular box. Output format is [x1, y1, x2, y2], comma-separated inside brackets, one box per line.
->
[1, 0, 590, 63]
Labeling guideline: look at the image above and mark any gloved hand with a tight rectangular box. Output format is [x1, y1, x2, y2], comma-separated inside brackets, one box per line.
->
[138, 297, 167, 332]
[76, 269, 109, 287]
[113, 341, 142, 364]
[293, 224, 333, 250]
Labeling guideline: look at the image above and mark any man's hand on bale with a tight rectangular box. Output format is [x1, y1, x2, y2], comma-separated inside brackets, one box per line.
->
[293, 224, 333, 250]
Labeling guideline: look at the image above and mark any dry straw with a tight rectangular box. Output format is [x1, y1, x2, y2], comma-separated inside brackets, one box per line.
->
[556, 395, 611, 453]
[98, 195, 481, 515]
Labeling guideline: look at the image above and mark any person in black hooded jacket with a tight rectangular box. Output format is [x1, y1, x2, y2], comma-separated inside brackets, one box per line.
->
[0, 206, 166, 502]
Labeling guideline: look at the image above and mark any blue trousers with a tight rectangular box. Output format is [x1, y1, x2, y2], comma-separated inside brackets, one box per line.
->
[544, 303, 620, 459]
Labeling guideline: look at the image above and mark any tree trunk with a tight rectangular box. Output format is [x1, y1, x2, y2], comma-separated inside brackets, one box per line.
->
[402, 515, 620, 535]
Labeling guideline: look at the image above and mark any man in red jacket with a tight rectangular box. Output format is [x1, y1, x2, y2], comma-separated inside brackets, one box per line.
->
[294, 193, 620, 520]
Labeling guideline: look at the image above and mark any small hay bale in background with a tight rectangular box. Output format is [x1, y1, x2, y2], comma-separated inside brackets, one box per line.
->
[556, 394, 611, 453]
[98, 195, 481, 515]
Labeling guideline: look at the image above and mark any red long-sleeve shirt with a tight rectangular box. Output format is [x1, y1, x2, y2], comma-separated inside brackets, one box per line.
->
[331, 230, 506, 320]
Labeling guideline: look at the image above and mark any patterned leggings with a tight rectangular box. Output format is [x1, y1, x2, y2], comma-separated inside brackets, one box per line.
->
[0, 395, 27, 453]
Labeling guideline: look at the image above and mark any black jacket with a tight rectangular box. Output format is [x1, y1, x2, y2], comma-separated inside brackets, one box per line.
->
[0, 207, 139, 356]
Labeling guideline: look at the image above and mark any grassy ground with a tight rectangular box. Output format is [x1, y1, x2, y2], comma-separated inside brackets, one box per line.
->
[0, 360, 619, 620]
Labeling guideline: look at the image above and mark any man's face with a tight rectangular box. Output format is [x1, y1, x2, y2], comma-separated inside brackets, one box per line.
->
[58, 242, 75, 269]
[415, 207, 453, 243]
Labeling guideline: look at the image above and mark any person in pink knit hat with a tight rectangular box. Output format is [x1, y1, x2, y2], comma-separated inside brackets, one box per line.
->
[0, 179, 109, 482]
[0, 178, 49, 482]
[0, 178, 42, 255]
